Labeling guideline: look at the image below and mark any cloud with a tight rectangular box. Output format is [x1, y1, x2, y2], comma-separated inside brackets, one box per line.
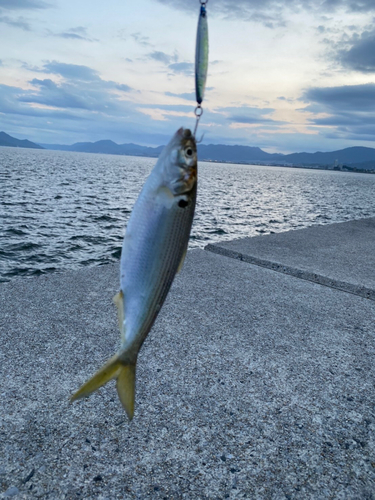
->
[41, 61, 100, 81]
[140, 103, 193, 112]
[168, 62, 194, 75]
[216, 105, 285, 126]
[23, 78, 91, 110]
[0, 14, 30, 30]
[303, 83, 375, 112]
[38, 61, 133, 91]
[116, 83, 132, 92]
[17, 61, 133, 115]
[301, 83, 375, 140]
[52, 26, 95, 42]
[147, 50, 176, 65]
[339, 28, 375, 72]
[154, 0, 375, 27]
[0, 80, 199, 147]
[165, 91, 196, 101]
[145, 51, 192, 76]
[131, 32, 151, 47]
[0, 0, 49, 10]
[0, 83, 85, 120]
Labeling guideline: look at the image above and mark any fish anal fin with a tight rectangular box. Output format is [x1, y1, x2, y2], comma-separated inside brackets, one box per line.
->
[70, 353, 121, 403]
[116, 363, 136, 420]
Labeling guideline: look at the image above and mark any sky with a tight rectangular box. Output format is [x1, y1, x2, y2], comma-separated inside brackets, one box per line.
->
[1, 0, 375, 153]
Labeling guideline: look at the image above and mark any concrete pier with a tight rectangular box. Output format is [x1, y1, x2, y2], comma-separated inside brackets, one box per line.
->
[1, 218, 375, 499]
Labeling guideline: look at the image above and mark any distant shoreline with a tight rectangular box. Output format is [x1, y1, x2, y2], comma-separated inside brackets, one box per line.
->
[2, 143, 375, 175]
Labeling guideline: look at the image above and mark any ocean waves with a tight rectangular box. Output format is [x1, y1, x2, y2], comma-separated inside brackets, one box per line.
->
[1, 147, 375, 283]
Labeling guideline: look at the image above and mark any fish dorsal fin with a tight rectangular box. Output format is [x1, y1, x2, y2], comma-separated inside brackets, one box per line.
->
[113, 290, 125, 341]
[177, 248, 187, 273]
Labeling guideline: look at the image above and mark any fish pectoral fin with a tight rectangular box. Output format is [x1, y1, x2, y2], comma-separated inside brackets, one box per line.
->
[70, 353, 137, 421]
[116, 363, 136, 421]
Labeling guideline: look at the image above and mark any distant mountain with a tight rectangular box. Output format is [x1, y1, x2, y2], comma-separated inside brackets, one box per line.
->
[41, 139, 281, 161]
[10, 132, 375, 170]
[197, 144, 281, 162]
[40, 140, 164, 157]
[278, 147, 375, 166]
[0, 131, 44, 150]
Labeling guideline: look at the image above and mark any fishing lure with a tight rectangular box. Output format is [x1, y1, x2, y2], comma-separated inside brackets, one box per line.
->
[194, 0, 209, 136]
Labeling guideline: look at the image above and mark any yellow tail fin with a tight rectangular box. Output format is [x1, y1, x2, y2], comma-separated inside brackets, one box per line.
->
[70, 354, 137, 420]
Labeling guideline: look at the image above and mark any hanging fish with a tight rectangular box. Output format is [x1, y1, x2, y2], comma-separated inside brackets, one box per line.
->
[195, 3, 209, 105]
[70, 128, 197, 420]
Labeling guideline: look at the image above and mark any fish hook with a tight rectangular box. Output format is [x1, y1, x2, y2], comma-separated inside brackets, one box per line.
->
[196, 132, 205, 143]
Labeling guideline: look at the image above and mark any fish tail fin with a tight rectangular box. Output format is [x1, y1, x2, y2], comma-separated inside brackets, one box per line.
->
[70, 354, 137, 420]
[116, 363, 136, 420]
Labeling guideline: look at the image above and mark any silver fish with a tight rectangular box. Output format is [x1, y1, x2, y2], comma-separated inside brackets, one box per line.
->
[71, 128, 197, 420]
[195, 4, 209, 105]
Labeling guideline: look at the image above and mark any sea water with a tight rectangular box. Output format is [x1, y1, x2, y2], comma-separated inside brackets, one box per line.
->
[1, 147, 375, 282]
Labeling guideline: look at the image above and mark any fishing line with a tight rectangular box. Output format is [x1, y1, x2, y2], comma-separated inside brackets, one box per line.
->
[194, 0, 209, 138]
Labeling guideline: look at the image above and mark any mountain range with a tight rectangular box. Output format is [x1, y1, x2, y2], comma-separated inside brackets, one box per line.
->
[0, 131, 43, 150]
[2, 131, 375, 170]
[39, 139, 375, 170]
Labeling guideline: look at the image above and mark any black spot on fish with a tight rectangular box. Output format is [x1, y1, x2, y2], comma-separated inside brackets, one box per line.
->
[178, 199, 188, 208]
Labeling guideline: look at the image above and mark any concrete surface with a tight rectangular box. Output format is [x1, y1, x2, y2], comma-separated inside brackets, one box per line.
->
[1, 220, 375, 499]
[206, 217, 375, 301]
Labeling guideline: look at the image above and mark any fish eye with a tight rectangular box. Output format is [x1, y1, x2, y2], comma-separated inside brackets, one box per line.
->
[185, 147, 193, 157]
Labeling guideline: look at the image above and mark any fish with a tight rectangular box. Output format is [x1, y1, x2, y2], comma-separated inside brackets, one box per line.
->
[70, 128, 197, 420]
[195, 3, 209, 105]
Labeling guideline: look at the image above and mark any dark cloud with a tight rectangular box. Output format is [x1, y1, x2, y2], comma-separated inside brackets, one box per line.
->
[339, 29, 375, 72]
[303, 83, 375, 112]
[24, 78, 90, 110]
[23, 61, 133, 96]
[0, 15, 30, 30]
[0, 0, 49, 10]
[0, 83, 85, 120]
[302, 83, 375, 140]
[15, 61, 133, 115]
[154, 0, 375, 26]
